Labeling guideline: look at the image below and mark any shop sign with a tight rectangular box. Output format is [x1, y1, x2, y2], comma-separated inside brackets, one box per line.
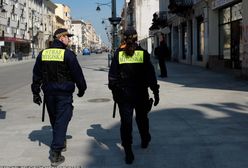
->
[212, 0, 236, 9]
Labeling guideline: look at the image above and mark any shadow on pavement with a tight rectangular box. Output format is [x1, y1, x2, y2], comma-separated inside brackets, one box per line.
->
[83, 102, 248, 168]
[28, 125, 53, 147]
[157, 62, 248, 92]
[0, 105, 6, 119]
[86, 123, 123, 167]
[28, 125, 73, 148]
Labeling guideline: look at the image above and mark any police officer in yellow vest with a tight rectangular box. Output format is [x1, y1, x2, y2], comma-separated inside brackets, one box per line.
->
[108, 27, 160, 164]
[31, 28, 87, 166]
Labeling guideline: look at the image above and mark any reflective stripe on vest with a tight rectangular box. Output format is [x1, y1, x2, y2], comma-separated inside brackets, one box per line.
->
[42, 49, 65, 62]
[118, 50, 144, 64]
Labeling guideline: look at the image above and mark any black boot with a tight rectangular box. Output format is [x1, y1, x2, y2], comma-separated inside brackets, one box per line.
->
[62, 140, 67, 152]
[50, 150, 65, 167]
[141, 134, 151, 149]
[124, 146, 134, 164]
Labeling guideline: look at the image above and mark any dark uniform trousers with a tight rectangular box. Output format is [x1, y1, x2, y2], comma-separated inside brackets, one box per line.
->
[118, 99, 150, 148]
[158, 59, 167, 77]
[45, 95, 73, 151]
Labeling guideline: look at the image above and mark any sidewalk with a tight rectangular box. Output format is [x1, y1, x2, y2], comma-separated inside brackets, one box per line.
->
[1, 54, 248, 167]
[0, 56, 34, 67]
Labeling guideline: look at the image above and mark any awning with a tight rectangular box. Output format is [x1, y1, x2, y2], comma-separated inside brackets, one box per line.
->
[0, 37, 30, 43]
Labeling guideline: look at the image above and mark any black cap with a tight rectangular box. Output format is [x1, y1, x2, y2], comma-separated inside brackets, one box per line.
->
[53, 28, 74, 39]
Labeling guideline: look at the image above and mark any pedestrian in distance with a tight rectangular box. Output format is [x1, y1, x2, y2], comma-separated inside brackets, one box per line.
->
[31, 28, 87, 167]
[154, 39, 170, 78]
[108, 27, 160, 164]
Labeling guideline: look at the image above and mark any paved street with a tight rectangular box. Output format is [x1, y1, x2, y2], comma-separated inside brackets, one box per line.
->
[1, 53, 248, 167]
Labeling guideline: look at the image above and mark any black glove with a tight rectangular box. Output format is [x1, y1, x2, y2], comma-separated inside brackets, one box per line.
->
[153, 92, 159, 106]
[77, 90, 85, 97]
[33, 94, 42, 106]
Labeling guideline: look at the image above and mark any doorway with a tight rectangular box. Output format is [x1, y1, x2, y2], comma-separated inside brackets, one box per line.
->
[231, 20, 241, 69]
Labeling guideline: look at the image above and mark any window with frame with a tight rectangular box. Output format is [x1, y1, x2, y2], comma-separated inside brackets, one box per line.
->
[219, 2, 242, 60]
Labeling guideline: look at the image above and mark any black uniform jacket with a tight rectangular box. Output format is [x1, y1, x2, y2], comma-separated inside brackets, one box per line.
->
[108, 45, 158, 103]
[31, 39, 87, 96]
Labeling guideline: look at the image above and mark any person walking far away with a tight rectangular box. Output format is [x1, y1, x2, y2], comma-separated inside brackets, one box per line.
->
[108, 27, 160, 164]
[31, 28, 87, 167]
[154, 40, 169, 77]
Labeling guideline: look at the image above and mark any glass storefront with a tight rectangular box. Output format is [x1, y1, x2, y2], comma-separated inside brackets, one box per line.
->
[219, 2, 242, 69]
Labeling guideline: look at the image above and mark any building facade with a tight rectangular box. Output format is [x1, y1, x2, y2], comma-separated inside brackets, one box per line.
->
[0, 0, 105, 61]
[121, 0, 159, 54]
[0, 0, 57, 59]
[147, 0, 246, 76]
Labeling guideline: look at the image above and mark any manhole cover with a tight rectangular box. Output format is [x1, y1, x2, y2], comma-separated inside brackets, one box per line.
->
[87, 98, 111, 103]
[0, 97, 8, 99]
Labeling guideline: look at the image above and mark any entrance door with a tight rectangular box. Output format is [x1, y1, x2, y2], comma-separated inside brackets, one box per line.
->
[231, 20, 241, 69]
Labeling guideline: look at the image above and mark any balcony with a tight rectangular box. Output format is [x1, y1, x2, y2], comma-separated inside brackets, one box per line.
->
[168, 0, 193, 16]
[149, 11, 168, 31]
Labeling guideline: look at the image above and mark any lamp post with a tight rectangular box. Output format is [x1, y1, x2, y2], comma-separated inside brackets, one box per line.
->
[31, 10, 35, 59]
[109, 0, 121, 52]
[96, 0, 121, 62]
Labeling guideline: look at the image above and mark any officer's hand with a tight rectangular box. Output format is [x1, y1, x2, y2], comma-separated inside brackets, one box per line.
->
[153, 93, 159, 106]
[33, 94, 42, 106]
[77, 90, 85, 97]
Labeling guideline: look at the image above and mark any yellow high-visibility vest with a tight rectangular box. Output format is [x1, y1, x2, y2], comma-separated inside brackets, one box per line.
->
[42, 48, 65, 62]
[118, 50, 144, 64]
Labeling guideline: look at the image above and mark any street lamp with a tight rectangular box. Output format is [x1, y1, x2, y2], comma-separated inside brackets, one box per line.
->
[31, 10, 35, 59]
[96, 2, 111, 12]
[96, 1, 121, 58]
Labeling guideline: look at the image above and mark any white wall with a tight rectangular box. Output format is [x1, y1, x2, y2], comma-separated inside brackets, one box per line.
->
[135, 0, 159, 41]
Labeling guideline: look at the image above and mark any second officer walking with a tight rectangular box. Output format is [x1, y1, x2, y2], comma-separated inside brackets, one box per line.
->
[108, 27, 160, 164]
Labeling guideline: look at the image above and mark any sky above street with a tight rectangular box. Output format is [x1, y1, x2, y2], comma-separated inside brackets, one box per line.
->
[52, 0, 124, 46]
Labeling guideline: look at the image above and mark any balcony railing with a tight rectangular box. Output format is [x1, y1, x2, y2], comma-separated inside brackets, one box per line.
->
[149, 11, 168, 30]
[168, 0, 193, 15]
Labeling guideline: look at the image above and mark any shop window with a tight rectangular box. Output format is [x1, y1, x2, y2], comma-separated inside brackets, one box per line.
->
[220, 24, 231, 59]
[220, 7, 230, 24]
[219, 2, 242, 61]
[197, 16, 204, 61]
[232, 3, 242, 21]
